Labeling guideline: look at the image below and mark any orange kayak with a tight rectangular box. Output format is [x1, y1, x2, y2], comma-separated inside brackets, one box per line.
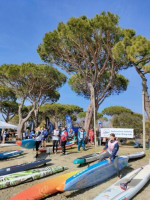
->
[9, 170, 79, 200]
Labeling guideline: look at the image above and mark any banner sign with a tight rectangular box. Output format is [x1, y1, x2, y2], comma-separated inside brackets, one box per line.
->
[65, 115, 72, 131]
[101, 128, 134, 138]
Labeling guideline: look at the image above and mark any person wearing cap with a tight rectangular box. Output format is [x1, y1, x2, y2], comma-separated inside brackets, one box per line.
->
[98, 133, 120, 178]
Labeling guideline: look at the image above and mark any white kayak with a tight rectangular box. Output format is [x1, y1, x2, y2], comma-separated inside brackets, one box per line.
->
[93, 164, 150, 200]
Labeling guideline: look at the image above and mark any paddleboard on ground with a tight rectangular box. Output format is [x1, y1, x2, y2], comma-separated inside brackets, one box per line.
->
[57, 156, 128, 191]
[0, 166, 68, 189]
[16, 139, 36, 149]
[38, 141, 75, 153]
[127, 151, 145, 160]
[93, 164, 150, 200]
[73, 153, 101, 164]
[73, 151, 145, 165]
[9, 170, 80, 200]
[0, 150, 24, 159]
[0, 159, 51, 176]
[0, 144, 17, 147]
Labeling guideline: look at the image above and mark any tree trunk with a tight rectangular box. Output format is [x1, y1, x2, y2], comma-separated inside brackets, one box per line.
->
[17, 101, 35, 139]
[142, 80, 150, 119]
[34, 109, 39, 128]
[135, 66, 150, 119]
[84, 84, 94, 134]
[17, 120, 24, 139]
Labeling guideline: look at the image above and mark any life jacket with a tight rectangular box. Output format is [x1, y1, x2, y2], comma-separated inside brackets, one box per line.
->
[61, 130, 68, 142]
[107, 140, 118, 155]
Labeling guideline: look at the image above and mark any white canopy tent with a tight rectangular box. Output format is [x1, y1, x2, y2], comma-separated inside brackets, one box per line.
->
[0, 121, 18, 130]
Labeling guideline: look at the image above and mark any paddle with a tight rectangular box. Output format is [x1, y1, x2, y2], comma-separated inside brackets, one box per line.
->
[120, 167, 143, 190]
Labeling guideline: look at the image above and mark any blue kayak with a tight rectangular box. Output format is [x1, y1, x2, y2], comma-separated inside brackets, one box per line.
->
[57, 156, 128, 191]
[0, 150, 24, 159]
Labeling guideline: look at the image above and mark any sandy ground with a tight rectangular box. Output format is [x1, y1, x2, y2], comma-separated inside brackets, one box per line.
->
[0, 143, 150, 200]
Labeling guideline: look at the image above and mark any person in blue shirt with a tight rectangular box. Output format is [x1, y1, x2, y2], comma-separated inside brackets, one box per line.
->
[68, 128, 75, 141]
[78, 128, 86, 151]
[98, 133, 120, 178]
[41, 127, 48, 148]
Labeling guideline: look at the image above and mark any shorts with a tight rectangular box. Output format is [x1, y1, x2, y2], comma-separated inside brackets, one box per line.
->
[42, 136, 48, 141]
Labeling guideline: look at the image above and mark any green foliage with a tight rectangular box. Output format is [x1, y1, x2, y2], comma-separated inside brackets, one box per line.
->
[78, 112, 86, 118]
[68, 73, 129, 102]
[40, 103, 83, 122]
[0, 86, 18, 122]
[78, 111, 104, 121]
[111, 112, 142, 136]
[37, 11, 130, 80]
[0, 63, 66, 104]
[102, 106, 132, 116]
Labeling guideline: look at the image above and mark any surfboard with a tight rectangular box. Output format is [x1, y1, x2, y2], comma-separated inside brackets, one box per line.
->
[73, 151, 145, 165]
[0, 150, 24, 159]
[0, 159, 51, 176]
[0, 166, 68, 189]
[9, 170, 80, 200]
[57, 156, 128, 191]
[73, 153, 101, 164]
[16, 139, 36, 149]
[93, 164, 150, 200]
[127, 151, 145, 160]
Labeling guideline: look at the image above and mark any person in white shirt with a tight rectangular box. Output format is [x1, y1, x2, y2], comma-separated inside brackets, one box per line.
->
[52, 128, 60, 154]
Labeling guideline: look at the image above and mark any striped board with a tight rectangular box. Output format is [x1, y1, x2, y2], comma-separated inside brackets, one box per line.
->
[0, 150, 24, 159]
[0, 159, 51, 176]
[93, 164, 150, 200]
[16, 139, 36, 149]
[57, 156, 129, 191]
[38, 141, 75, 153]
[0, 166, 68, 189]
[9, 170, 80, 200]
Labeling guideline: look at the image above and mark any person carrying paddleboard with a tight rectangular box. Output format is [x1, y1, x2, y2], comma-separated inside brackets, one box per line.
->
[98, 133, 120, 178]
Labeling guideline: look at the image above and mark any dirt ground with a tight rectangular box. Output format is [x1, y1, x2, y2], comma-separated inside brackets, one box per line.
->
[0, 143, 150, 200]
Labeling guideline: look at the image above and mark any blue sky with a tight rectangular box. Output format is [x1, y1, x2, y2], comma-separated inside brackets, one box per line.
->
[0, 0, 150, 116]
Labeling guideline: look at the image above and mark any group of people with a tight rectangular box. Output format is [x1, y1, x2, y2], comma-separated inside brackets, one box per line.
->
[0, 130, 15, 144]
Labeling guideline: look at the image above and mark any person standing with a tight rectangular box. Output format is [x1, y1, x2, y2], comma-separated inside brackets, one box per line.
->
[68, 128, 75, 141]
[78, 128, 86, 151]
[2, 130, 7, 144]
[60, 127, 68, 155]
[89, 128, 94, 144]
[41, 127, 48, 148]
[98, 133, 120, 178]
[52, 127, 60, 154]
[35, 129, 43, 158]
